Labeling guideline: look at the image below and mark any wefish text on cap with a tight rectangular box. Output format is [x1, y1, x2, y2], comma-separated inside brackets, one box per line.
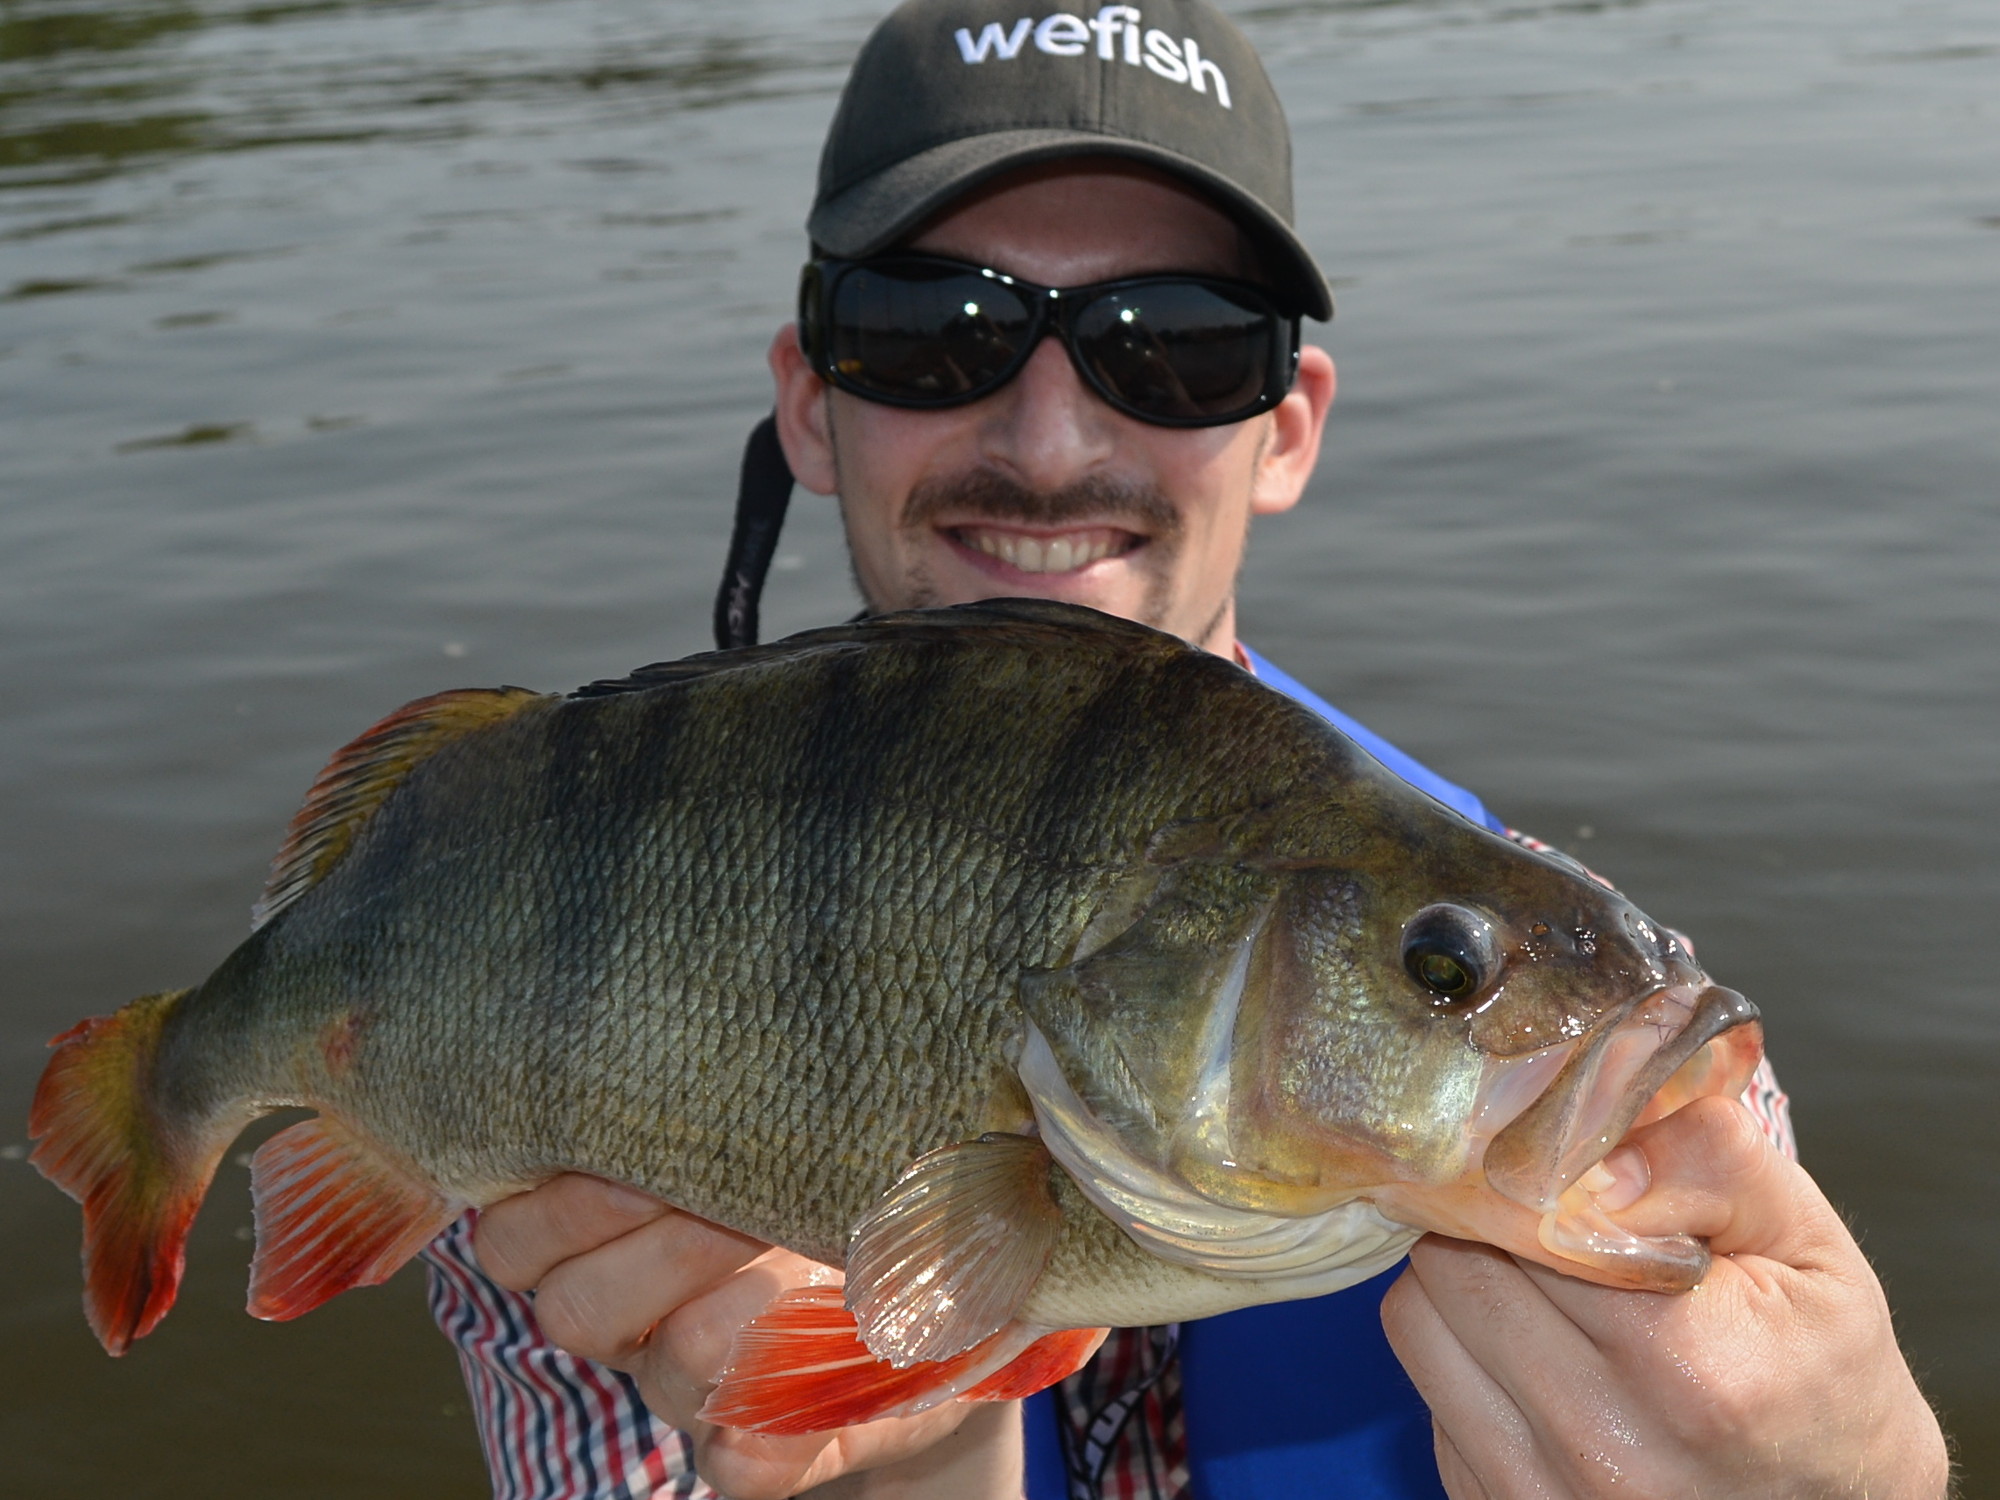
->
[953, 8, 1233, 107]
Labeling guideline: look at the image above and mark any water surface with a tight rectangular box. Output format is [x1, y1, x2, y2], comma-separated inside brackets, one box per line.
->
[4, 0, 1996, 1492]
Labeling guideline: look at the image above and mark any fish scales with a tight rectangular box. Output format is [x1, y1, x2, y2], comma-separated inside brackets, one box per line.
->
[166, 612, 1303, 1258]
[31, 599, 1766, 1423]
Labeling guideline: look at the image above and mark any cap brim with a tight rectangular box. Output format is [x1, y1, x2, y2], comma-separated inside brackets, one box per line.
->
[808, 128, 1333, 321]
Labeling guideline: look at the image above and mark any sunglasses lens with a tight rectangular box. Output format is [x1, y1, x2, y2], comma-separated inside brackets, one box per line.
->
[825, 261, 1033, 403]
[1072, 281, 1278, 422]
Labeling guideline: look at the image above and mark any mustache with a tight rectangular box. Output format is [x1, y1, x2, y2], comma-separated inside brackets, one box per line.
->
[901, 468, 1184, 541]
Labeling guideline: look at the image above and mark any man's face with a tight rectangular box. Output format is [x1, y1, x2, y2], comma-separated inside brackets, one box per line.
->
[771, 164, 1334, 655]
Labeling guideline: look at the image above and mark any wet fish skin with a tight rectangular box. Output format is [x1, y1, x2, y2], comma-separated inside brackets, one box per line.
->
[30, 599, 1759, 1426]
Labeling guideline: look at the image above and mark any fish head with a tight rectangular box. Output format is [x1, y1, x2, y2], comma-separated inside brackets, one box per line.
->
[1231, 830, 1763, 1290]
[1021, 798, 1764, 1296]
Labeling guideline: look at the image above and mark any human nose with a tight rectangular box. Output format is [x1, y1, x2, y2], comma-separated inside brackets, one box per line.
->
[974, 332, 1118, 491]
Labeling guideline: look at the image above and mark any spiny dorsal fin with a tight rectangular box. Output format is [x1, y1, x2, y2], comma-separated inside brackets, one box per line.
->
[571, 599, 1185, 701]
[252, 686, 548, 930]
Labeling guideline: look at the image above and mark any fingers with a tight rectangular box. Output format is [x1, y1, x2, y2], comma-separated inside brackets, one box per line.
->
[531, 1211, 772, 1370]
[472, 1175, 769, 1372]
[1595, 1098, 1856, 1274]
[469, 1178, 1030, 1499]
[1432, 1421, 1497, 1500]
[635, 1249, 1007, 1500]
[693, 1398, 989, 1500]
[1380, 1247, 1561, 1500]
[642, 1245, 842, 1419]
[473, 1173, 672, 1291]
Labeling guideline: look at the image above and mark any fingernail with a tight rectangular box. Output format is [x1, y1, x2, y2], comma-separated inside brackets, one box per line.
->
[1588, 1146, 1650, 1212]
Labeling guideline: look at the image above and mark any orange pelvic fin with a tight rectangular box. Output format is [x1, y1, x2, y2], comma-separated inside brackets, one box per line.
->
[246, 1115, 456, 1321]
[698, 1285, 1103, 1435]
[960, 1325, 1109, 1400]
[28, 989, 227, 1355]
[253, 685, 549, 929]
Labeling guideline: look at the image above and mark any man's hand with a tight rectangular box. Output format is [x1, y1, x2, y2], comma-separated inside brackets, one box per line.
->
[472, 1176, 1025, 1500]
[1380, 1096, 1949, 1500]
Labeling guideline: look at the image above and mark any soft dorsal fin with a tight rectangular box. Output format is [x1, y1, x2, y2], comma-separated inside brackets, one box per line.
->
[252, 686, 548, 929]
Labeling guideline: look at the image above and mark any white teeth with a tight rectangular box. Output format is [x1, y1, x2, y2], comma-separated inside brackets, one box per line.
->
[962, 528, 1126, 574]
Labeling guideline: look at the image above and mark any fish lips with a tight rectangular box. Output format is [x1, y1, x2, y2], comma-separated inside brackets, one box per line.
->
[1480, 982, 1761, 1215]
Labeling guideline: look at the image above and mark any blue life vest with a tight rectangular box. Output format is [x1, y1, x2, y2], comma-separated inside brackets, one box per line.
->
[1023, 649, 1501, 1499]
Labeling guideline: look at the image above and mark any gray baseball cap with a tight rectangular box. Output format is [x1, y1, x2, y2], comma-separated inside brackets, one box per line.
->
[809, 0, 1333, 320]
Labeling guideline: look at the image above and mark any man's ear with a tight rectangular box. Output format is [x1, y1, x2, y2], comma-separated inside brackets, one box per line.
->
[769, 324, 839, 496]
[1249, 344, 1335, 518]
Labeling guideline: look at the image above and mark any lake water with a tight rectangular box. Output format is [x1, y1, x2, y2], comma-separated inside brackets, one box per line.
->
[3, 0, 1995, 1493]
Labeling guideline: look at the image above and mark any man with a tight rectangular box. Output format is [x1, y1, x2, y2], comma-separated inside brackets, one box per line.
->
[425, 2, 1948, 1496]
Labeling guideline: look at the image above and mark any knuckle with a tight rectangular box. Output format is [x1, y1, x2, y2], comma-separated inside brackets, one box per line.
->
[657, 1297, 737, 1382]
[1670, 1357, 1767, 1449]
[692, 1430, 823, 1500]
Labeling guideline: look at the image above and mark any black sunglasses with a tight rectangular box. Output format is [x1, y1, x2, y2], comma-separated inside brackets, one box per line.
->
[798, 254, 1301, 428]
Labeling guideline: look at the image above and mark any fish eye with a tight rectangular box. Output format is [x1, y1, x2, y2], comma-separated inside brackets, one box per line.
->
[1401, 904, 1499, 1005]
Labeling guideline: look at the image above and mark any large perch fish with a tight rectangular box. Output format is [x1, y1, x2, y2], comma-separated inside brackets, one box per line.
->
[30, 600, 1762, 1432]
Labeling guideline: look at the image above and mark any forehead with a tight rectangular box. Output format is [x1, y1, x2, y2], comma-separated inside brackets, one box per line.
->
[904, 160, 1252, 287]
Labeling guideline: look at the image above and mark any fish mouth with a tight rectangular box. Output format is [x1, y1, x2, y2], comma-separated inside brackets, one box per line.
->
[1481, 981, 1761, 1216]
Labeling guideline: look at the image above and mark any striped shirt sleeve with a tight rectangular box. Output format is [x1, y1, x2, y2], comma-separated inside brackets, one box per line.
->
[421, 1211, 716, 1500]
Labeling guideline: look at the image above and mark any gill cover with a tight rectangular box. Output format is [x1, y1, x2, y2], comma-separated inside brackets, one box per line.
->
[1018, 851, 1419, 1298]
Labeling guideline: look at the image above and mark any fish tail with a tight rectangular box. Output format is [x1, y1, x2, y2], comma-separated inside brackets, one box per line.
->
[698, 1285, 1107, 1434]
[28, 989, 235, 1355]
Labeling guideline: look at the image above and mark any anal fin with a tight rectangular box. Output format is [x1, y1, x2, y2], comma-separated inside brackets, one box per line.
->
[698, 1285, 1103, 1435]
[247, 1115, 457, 1321]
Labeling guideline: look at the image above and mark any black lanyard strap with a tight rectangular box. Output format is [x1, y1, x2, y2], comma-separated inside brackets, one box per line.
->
[713, 413, 796, 650]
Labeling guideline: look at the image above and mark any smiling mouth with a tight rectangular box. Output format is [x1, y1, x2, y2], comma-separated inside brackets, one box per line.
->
[947, 525, 1143, 575]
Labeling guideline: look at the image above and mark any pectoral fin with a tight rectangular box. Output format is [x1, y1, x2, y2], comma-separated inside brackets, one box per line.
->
[845, 1133, 1061, 1366]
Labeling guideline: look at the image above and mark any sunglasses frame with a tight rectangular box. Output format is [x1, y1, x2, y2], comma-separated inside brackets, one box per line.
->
[798, 254, 1302, 429]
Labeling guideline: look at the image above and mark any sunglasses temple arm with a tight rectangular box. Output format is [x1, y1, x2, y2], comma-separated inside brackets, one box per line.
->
[713, 411, 796, 651]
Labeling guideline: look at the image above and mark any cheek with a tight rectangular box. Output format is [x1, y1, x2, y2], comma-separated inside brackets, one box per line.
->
[831, 396, 979, 508]
[1158, 433, 1260, 546]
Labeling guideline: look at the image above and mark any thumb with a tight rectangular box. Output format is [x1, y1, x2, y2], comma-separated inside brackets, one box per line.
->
[1592, 1096, 1855, 1274]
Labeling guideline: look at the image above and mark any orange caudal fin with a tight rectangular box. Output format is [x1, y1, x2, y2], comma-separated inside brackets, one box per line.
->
[247, 1115, 457, 1321]
[698, 1285, 1105, 1435]
[28, 990, 230, 1355]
